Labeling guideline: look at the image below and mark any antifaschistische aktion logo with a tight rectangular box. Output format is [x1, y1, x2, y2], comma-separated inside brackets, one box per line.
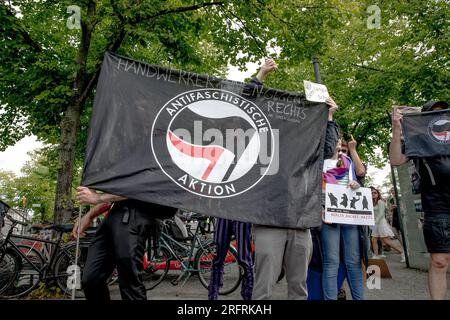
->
[151, 89, 275, 198]
[428, 116, 450, 145]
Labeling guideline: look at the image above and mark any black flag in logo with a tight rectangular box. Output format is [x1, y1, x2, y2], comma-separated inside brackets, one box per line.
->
[402, 109, 450, 158]
[81, 53, 330, 229]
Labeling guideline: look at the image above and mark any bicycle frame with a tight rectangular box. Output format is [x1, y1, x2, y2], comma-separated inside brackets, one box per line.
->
[158, 231, 208, 273]
[144, 217, 213, 274]
[1, 221, 75, 282]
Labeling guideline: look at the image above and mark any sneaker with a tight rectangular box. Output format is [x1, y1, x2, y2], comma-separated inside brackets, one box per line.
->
[372, 255, 381, 259]
[379, 254, 386, 258]
[400, 253, 406, 263]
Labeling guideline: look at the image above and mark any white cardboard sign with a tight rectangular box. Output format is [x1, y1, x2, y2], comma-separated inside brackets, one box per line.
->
[324, 184, 375, 226]
[304, 80, 329, 103]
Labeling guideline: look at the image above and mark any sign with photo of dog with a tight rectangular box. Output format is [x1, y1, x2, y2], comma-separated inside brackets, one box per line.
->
[324, 184, 375, 226]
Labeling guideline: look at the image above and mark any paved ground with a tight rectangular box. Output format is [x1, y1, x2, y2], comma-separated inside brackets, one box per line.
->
[108, 250, 449, 300]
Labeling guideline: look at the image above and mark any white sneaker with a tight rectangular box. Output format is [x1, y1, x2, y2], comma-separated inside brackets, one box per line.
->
[372, 255, 381, 259]
[400, 253, 406, 263]
[379, 254, 386, 258]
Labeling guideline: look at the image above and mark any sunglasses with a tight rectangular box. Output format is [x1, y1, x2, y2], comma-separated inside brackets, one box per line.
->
[337, 148, 348, 154]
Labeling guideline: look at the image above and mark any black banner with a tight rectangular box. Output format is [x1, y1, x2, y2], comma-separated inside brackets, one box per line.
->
[81, 52, 329, 229]
[402, 109, 450, 158]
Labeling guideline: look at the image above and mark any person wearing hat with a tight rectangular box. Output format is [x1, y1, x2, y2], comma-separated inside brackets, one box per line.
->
[389, 100, 450, 300]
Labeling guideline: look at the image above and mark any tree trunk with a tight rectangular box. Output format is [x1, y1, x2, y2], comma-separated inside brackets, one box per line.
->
[54, 100, 82, 224]
[53, 0, 96, 224]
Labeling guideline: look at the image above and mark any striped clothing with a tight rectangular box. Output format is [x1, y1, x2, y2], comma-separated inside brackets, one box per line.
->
[208, 218, 253, 300]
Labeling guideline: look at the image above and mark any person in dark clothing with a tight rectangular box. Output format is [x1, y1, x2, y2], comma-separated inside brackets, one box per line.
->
[75, 187, 176, 300]
[390, 100, 450, 300]
[208, 218, 253, 300]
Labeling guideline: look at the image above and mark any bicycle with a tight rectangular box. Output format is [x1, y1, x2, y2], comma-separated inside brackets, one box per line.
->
[0, 214, 91, 299]
[143, 214, 242, 295]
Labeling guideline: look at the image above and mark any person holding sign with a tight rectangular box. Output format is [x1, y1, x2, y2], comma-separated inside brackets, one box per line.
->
[324, 135, 370, 300]
[389, 100, 450, 300]
[370, 187, 405, 262]
[319, 140, 364, 300]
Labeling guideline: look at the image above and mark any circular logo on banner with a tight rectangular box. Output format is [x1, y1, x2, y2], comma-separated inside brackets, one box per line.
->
[427, 116, 450, 145]
[151, 89, 274, 198]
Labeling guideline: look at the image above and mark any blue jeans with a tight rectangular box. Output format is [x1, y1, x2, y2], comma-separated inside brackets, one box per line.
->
[320, 223, 364, 300]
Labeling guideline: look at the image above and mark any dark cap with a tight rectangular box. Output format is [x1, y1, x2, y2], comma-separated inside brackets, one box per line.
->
[421, 100, 448, 112]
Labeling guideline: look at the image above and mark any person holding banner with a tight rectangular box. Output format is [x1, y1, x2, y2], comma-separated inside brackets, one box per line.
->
[319, 140, 364, 300]
[76, 187, 177, 300]
[208, 58, 277, 301]
[389, 100, 450, 300]
[253, 96, 340, 300]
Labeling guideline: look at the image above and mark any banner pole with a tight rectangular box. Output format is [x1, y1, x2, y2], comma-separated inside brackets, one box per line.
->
[390, 164, 410, 267]
[312, 56, 321, 84]
[72, 205, 83, 300]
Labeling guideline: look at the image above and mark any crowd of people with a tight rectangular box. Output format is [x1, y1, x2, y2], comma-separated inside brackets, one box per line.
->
[74, 59, 449, 301]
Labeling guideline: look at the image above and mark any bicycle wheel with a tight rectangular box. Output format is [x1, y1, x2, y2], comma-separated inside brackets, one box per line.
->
[196, 242, 242, 295]
[0, 245, 44, 299]
[53, 243, 89, 299]
[143, 245, 171, 291]
[0, 248, 20, 297]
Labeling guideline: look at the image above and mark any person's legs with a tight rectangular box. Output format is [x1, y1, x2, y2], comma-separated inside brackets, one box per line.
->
[341, 224, 363, 300]
[337, 263, 347, 300]
[428, 253, 450, 300]
[392, 227, 403, 246]
[306, 269, 323, 300]
[208, 218, 232, 300]
[307, 228, 324, 300]
[253, 225, 287, 300]
[111, 206, 153, 300]
[423, 213, 450, 299]
[371, 237, 379, 256]
[381, 237, 403, 254]
[283, 228, 312, 300]
[320, 223, 341, 300]
[81, 218, 116, 300]
[234, 221, 253, 300]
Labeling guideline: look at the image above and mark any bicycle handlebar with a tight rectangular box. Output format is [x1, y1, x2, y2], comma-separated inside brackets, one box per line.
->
[6, 214, 28, 227]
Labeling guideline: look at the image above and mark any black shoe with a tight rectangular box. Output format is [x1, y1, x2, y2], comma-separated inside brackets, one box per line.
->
[337, 288, 347, 300]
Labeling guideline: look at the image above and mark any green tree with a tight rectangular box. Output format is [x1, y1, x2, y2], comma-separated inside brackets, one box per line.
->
[0, 149, 57, 222]
[0, 170, 18, 203]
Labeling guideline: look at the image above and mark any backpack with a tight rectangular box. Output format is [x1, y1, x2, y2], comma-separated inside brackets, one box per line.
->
[410, 158, 436, 194]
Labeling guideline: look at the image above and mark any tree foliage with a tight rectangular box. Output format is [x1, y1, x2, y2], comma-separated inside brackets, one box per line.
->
[262, 0, 449, 167]
[0, 148, 57, 221]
